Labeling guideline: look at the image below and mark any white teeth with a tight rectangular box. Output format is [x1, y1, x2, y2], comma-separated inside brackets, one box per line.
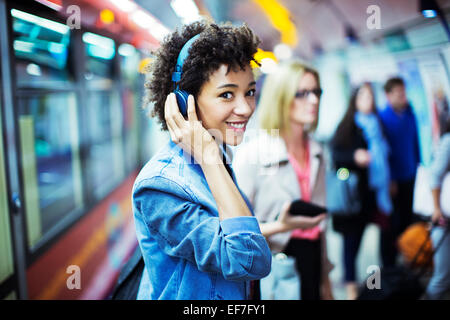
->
[227, 122, 245, 129]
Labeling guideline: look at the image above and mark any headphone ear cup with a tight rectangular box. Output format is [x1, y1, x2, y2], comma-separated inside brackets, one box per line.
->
[174, 89, 189, 116]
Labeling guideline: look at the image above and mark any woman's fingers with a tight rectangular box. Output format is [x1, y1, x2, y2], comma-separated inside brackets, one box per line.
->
[287, 213, 326, 229]
[164, 92, 218, 163]
[277, 201, 292, 224]
[167, 117, 181, 143]
[167, 123, 178, 143]
[165, 93, 183, 142]
[314, 213, 327, 224]
[187, 95, 198, 123]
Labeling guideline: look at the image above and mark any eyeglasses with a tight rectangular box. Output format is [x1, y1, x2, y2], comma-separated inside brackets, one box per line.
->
[295, 88, 323, 99]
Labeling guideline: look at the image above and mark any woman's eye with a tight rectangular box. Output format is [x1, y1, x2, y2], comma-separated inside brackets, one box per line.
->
[220, 92, 233, 99]
[247, 89, 256, 97]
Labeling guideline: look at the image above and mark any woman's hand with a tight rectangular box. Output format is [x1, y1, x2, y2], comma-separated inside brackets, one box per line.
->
[354, 148, 371, 168]
[389, 181, 398, 197]
[276, 201, 326, 232]
[164, 93, 220, 164]
[431, 188, 446, 226]
[432, 207, 445, 226]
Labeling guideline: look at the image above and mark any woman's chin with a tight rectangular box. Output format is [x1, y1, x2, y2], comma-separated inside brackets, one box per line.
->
[224, 136, 244, 146]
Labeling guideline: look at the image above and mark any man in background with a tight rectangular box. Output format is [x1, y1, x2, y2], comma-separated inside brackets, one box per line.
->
[379, 77, 421, 267]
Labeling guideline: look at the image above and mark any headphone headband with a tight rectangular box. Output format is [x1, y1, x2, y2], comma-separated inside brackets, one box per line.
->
[171, 34, 201, 83]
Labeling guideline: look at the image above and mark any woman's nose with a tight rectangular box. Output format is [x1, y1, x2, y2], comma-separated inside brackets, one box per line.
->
[307, 92, 320, 104]
[234, 97, 254, 116]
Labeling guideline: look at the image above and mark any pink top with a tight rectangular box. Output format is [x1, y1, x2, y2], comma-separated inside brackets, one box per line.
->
[287, 142, 321, 240]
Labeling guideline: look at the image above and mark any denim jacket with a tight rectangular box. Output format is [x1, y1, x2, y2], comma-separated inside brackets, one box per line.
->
[132, 141, 272, 300]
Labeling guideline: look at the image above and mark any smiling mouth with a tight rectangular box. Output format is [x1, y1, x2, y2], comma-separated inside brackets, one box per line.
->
[226, 121, 247, 131]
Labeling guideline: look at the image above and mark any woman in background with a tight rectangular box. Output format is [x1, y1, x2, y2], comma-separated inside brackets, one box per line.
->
[330, 83, 392, 299]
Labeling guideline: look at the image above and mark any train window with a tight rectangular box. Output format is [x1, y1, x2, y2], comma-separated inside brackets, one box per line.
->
[121, 88, 139, 173]
[119, 44, 141, 173]
[119, 43, 139, 86]
[18, 93, 83, 248]
[11, 9, 71, 87]
[83, 32, 115, 87]
[85, 91, 125, 200]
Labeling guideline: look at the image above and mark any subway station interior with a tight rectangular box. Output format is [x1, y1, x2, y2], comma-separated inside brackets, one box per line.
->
[0, 0, 450, 301]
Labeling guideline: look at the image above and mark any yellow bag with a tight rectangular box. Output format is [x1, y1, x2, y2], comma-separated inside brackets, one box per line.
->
[397, 222, 433, 268]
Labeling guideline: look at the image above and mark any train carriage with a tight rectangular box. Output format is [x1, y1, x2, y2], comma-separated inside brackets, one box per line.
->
[0, 0, 163, 299]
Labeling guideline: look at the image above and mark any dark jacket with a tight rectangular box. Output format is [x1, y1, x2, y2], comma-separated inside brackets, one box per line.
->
[379, 104, 420, 182]
[330, 127, 375, 234]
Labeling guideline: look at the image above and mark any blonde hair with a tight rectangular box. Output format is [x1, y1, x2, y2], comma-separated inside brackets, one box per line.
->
[258, 59, 320, 136]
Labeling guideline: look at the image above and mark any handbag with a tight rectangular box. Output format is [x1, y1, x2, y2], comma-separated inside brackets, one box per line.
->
[260, 253, 301, 300]
[397, 222, 433, 268]
[325, 167, 361, 216]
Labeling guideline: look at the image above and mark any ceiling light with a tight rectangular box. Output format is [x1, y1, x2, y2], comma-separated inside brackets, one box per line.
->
[422, 9, 437, 18]
[273, 43, 292, 60]
[11, 9, 69, 34]
[253, 0, 298, 47]
[109, 0, 137, 13]
[131, 10, 170, 41]
[260, 58, 277, 74]
[170, 0, 201, 24]
[419, 0, 439, 18]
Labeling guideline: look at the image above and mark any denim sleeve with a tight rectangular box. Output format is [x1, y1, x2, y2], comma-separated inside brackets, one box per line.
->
[133, 176, 271, 281]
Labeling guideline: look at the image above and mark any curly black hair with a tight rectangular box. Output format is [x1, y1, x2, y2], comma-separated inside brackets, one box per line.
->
[143, 20, 261, 131]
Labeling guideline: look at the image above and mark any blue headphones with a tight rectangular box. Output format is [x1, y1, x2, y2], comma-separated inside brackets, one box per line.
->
[171, 34, 200, 116]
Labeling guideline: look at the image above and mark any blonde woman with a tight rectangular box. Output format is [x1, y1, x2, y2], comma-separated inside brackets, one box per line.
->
[234, 60, 333, 300]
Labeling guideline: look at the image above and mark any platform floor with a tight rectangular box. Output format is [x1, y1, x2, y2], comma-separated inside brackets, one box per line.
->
[326, 223, 381, 300]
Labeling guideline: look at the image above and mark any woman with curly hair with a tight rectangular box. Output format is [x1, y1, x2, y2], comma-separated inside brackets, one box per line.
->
[132, 21, 272, 300]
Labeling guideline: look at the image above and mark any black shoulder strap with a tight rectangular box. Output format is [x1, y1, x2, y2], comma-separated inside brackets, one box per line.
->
[109, 245, 145, 300]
